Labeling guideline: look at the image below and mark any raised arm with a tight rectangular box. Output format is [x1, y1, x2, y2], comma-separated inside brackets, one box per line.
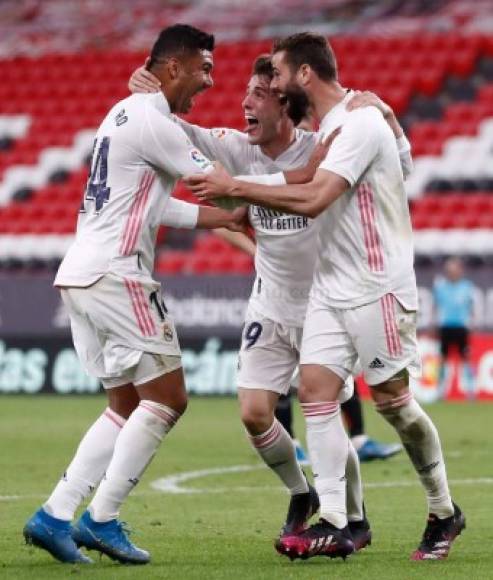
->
[346, 90, 413, 178]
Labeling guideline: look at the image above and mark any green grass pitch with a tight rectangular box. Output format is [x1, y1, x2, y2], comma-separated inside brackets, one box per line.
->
[1, 396, 492, 579]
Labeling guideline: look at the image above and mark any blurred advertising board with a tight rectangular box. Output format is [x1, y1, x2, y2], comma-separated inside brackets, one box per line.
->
[0, 271, 493, 399]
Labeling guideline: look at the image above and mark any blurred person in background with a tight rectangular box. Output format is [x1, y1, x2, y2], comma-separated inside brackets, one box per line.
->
[433, 257, 475, 399]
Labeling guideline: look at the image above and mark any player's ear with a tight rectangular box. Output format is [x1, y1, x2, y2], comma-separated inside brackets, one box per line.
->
[298, 64, 311, 86]
[166, 57, 181, 80]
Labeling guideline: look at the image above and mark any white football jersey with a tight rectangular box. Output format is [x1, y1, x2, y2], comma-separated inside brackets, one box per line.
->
[315, 90, 418, 310]
[177, 120, 320, 326]
[178, 117, 413, 326]
[55, 93, 213, 287]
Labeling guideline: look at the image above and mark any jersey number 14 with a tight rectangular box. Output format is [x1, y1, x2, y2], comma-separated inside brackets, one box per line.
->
[81, 137, 111, 213]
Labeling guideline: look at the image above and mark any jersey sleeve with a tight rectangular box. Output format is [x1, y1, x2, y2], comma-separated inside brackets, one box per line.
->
[236, 173, 286, 185]
[396, 135, 413, 180]
[140, 105, 214, 178]
[319, 108, 383, 186]
[160, 197, 199, 229]
[173, 118, 250, 175]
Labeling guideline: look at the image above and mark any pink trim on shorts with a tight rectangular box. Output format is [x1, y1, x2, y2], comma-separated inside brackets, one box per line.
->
[124, 278, 156, 336]
[103, 407, 126, 428]
[301, 401, 340, 418]
[120, 170, 155, 256]
[380, 294, 403, 358]
[250, 420, 281, 449]
[357, 182, 384, 272]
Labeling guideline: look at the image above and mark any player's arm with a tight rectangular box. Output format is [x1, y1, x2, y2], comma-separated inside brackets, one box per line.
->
[130, 66, 338, 184]
[186, 110, 381, 218]
[160, 197, 246, 232]
[346, 90, 413, 178]
[214, 227, 256, 257]
[188, 165, 347, 218]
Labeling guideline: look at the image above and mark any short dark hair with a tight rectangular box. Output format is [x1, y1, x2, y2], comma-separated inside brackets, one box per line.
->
[252, 54, 274, 80]
[148, 24, 215, 68]
[251, 53, 307, 125]
[272, 32, 337, 81]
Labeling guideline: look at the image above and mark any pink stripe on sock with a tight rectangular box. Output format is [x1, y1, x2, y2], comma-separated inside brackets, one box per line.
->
[375, 392, 413, 412]
[104, 408, 125, 428]
[301, 401, 340, 417]
[140, 402, 179, 427]
[251, 421, 281, 449]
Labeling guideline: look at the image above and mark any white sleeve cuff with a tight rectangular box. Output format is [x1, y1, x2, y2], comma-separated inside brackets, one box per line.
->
[160, 197, 199, 229]
[235, 172, 286, 186]
[396, 135, 411, 153]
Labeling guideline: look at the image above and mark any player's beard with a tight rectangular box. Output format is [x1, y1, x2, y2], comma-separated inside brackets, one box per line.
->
[284, 83, 310, 125]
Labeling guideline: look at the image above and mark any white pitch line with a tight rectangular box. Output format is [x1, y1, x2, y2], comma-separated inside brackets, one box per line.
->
[150, 464, 493, 495]
[3, 468, 492, 502]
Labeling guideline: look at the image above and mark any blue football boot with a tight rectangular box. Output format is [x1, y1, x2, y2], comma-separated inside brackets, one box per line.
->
[23, 508, 93, 564]
[294, 439, 310, 466]
[72, 510, 150, 565]
[357, 438, 402, 462]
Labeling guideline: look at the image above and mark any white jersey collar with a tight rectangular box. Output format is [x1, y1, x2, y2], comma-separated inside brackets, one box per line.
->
[149, 91, 171, 117]
[319, 89, 353, 128]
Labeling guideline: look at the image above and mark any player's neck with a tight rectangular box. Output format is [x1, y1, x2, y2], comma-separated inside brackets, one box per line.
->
[259, 126, 296, 160]
[310, 81, 347, 124]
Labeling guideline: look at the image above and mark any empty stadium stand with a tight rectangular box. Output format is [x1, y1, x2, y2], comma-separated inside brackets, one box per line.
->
[0, 29, 493, 271]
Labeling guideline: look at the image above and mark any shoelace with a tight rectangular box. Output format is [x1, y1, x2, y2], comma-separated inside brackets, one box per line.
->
[114, 521, 135, 547]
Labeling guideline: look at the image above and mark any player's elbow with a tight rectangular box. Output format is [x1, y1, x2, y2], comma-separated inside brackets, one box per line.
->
[304, 203, 324, 219]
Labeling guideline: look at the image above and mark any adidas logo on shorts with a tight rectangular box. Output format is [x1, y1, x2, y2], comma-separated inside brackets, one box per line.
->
[369, 357, 385, 369]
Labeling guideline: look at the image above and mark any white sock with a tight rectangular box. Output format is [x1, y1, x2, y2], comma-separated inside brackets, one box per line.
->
[302, 401, 348, 529]
[376, 393, 454, 519]
[44, 407, 125, 521]
[350, 434, 368, 451]
[346, 440, 364, 522]
[88, 400, 180, 522]
[249, 419, 308, 495]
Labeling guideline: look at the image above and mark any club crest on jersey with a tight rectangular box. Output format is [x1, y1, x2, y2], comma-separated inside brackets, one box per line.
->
[210, 128, 228, 139]
[190, 149, 212, 171]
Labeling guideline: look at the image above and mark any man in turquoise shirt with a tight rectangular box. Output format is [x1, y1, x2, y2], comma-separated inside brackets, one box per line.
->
[433, 257, 475, 398]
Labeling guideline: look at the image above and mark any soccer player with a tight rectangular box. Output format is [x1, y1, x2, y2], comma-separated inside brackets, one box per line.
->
[433, 256, 475, 398]
[130, 54, 411, 552]
[23, 24, 249, 565]
[187, 33, 466, 562]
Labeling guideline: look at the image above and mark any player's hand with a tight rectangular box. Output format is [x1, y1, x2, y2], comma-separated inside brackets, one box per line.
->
[346, 90, 392, 119]
[185, 162, 236, 201]
[128, 59, 161, 94]
[313, 126, 341, 164]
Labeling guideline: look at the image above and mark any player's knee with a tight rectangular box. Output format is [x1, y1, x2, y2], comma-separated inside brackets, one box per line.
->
[107, 387, 140, 419]
[240, 403, 273, 435]
[172, 393, 188, 416]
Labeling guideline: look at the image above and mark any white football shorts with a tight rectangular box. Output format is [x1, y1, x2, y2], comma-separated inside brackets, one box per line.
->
[61, 273, 182, 389]
[300, 292, 421, 386]
[237, 307, 354, 402]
